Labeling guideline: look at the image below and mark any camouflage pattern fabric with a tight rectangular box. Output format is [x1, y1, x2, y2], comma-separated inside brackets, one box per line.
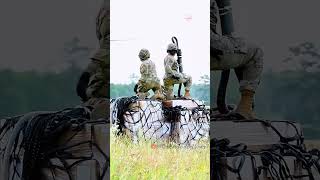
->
[137, 59, 162, 99]
[85, 3, 109, 99]
[83, 97, 109, 120]
[85, 60, 108, 98]
[163, 54, 192, 99]
[210, 0, 264, 92]
[92, 4, 109, 63]
[81, 3, 109, 120]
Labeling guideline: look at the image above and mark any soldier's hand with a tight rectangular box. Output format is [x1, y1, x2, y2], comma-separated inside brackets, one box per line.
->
[172, 74, 182, 80]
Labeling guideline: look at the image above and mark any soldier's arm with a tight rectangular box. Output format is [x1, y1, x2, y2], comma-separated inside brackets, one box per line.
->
[210, 0, 219, 34]
[165, 58, 181, 78]
[76, 61, 100, 101]
[76, 72, 90, 101]
[96, 7, 108, 41]
[140, 63, 148, 76]
[99, 14, 108, 41]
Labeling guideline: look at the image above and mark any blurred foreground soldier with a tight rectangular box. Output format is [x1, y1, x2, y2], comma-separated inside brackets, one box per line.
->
[136, 49, 164, 100]
[163, 43, 192, 100]
[210, 0, 264, 119]
[76, 1, 109, 120]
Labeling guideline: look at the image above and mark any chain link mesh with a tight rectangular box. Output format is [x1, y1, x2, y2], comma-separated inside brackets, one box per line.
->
[0, 107, 109, 180]
[111, 97, 210, 146]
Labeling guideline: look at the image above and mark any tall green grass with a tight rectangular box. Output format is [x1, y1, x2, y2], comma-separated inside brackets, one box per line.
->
[110, 131, 210, 180]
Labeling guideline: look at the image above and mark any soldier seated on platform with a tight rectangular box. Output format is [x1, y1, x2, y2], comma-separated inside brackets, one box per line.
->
[136, 48, 164, 100]
[163, 43, 192, 100]
[76, 0, 108, 120]
[210, 0, 264, 119]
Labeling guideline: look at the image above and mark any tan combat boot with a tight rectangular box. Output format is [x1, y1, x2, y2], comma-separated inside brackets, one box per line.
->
[137, 92, 150, 99]
[184, 90, 191, 99]
[235, 89, 257, 120]
[152, 90, 165, 100]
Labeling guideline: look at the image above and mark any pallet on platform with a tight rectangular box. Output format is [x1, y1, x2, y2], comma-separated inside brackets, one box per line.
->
[42, 123, 110, 180]
[211, 120, 302, 151]
[120, 99, 209, 145]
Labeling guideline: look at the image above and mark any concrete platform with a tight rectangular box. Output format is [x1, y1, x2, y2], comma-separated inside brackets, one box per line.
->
[211, 120, 303, 151]
[120, 99, 209, 145]
[210, 120, 318, 180]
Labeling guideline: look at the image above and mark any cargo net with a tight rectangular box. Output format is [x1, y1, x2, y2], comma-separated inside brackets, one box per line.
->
[111, 96, 210, 146]
[211, 119, 320, 180]
[0, 106, 109, 180]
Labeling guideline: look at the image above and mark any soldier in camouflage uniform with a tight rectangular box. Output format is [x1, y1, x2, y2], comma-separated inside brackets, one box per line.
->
[163, 43, 192, 100]
[76, 1, 109, 120]
[210, 0, 264, 119]
[136, 49, 164, 100]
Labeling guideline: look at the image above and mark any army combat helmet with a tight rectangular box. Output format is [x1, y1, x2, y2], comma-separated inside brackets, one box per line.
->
[167, 43, 178, 56]
[167, 43, 177, 51]
[138, 48, 150, 61]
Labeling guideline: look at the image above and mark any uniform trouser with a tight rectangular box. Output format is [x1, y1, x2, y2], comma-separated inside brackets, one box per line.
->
[211, 35, 264, 92]
[163, 74, 192, 99]
[137, 80, 162, 98]
[87, 7, 109, 99]
[83, 98, 108, 121]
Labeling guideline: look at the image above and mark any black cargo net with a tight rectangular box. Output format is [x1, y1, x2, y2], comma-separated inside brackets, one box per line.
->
[210, 119, 320, 180]
[111, 96, 210, 146]
[0, 107, 109, 180]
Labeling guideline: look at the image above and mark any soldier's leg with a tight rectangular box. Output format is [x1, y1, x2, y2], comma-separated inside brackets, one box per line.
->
[84, 98, 108, 121]
[181, 74, 192, 99]
[211, 40, 264, 119]
[136, 81, 150, 99]
[163, 79, 175, 100]
[234, 46, 263, 119]
[150, 81, 165, 100]
[238, 46, 264, 92]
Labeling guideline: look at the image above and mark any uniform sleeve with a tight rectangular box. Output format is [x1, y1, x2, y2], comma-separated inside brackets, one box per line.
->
[210, 0, 218, 34]
[96, 7, 109, 41]
[85, 61, 100, 76]
[140, 63, 147, 75]
[92, 7, 109, 63]
[165, 58, 180, 77]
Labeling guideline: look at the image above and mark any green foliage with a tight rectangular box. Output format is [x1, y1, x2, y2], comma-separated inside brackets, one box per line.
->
[110, 83, 136, 98]
[0, 67, 82, 118]
[110, 82, 210, 105]
[110, 128, 210, 179]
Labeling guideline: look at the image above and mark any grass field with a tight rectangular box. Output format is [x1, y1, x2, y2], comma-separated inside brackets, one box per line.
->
[304, 140, 320, 150]
[110, 131, 210, 180]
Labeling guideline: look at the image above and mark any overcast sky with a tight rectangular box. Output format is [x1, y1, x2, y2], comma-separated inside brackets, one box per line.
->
[0, 0, 320, 76]
[110, 0, 210, 83]
[0, 0, 102, 72]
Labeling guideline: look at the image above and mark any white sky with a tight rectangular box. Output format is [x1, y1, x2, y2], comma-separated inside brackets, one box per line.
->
[110, 0, 210, 84]
[0, 0, 319, 75]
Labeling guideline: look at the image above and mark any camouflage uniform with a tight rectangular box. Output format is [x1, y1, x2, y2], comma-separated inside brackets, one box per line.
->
[136, 49, 163, 99]
[163, 54, 192, 99]
[210, 0, 263, 92]
[86, 3, 109, 98]
[77, 2, 109, 120]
